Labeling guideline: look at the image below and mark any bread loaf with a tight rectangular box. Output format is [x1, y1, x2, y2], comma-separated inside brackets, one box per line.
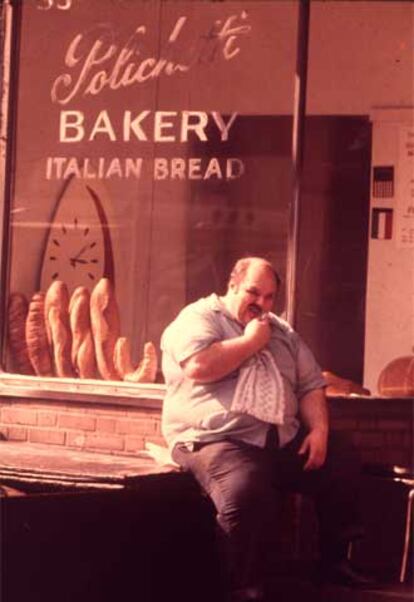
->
[45, 281, 74, 378]
[124, 341, 158, 383]
[114, 337, 134, 378]
[7, 293, 35, 375]
[69, 287, 96, 378]
[90, 278, 120, 380]
[26, 291, 54, 376]
[377, 356, 414, 397]
[322, 371, 370, 396]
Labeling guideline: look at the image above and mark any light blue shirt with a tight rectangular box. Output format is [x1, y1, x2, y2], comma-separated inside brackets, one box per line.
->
[161, 294, 326, 451]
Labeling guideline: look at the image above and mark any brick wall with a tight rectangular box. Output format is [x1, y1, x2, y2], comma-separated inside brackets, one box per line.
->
[329, 396, 413, 468]
[0, 395, 412, 466]
[0, 398, 164, 456]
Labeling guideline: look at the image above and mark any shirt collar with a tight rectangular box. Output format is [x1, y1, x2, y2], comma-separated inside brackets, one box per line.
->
[207, 293, 285, 333]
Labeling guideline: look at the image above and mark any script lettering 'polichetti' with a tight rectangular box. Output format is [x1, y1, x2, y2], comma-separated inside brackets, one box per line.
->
[59, 110, 238, 143]
[51, 14, 251, 105]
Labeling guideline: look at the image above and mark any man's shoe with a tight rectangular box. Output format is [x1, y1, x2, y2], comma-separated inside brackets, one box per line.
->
[316, 559, 376, 589]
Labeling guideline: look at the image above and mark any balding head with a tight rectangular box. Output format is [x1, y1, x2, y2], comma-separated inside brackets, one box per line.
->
[222, 257, 280, 325]
[228, 257, 281, 291]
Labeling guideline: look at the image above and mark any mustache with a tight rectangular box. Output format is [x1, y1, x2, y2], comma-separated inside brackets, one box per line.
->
[248, 304, 264, 317]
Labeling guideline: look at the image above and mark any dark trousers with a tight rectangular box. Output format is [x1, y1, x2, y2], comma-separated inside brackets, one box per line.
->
[172, 429, 364, 592]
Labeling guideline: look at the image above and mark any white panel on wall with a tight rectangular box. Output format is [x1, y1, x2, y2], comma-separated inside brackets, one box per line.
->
[364, 108, 414, 394]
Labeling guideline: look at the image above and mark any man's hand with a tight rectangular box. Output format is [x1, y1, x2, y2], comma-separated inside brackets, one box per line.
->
[298, 428, 328, 470]
[243, 315, 271, 351]
[182, 316, 271, 383]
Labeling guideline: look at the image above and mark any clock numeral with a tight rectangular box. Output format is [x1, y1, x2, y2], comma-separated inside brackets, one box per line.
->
[88, 273, 95, 280]
[73, 217, 78, 228]
[90, 259, 99, 264]
[51, 272, 59, 280]
[61, 225, 67, 235]
[53, 239, 60, 247]
[49, 256, 57, 261]
[83, 227, 90, 236]
[90, 242, 97, 249]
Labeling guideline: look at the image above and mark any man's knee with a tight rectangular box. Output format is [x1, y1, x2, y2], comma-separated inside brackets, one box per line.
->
[213, 466, 275, 529]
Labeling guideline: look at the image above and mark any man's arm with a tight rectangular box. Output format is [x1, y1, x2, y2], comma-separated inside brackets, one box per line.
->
[298, 387, 329, 470]
[182, 317, 270, 383]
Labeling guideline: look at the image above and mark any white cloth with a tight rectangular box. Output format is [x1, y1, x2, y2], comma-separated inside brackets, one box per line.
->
[231, 349, 285, 425]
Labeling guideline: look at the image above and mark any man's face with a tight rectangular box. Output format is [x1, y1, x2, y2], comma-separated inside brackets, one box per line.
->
[227, 264, 277, 326]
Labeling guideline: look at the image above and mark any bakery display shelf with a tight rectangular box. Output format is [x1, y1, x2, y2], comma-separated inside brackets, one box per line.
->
[0, 371, 166, 407]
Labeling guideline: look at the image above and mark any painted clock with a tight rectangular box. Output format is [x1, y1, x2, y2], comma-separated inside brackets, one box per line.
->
[39, 177, 115, 294]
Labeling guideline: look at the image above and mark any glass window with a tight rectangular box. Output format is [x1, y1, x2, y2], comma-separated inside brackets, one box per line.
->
[1, 0, 297, 385]
[2, 1, 411, 396]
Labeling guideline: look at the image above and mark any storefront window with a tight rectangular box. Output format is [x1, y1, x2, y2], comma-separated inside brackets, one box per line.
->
[0, 0, 297, 385]
[2, 1, 412, 396]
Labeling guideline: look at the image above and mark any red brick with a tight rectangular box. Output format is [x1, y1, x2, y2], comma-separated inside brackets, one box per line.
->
[145, 436, 168, 447]
[352, 432, 385, 448]
[384, 450, 410, 467]
[1, 407, 37, 426]
[66, 432, 86, 448]
[83, 434, 125, 452]
[58, 414, 96, 431]
[385, 432, 411, 448]
[96, 417, 116, 433]
[330, 418, 358, 430]
[377, 419, 411, 431]
[38, 412, 57, 427]
[116, 418, 158, 436]
[355, 419, 378, 430]
[7, 427, 28, 441]
[125, 436, 145, 453]
[360, 449, 386, 464]
[127, 408, 160, 418]
[86, 406, 127, 417]
[29, 428, 65, 445]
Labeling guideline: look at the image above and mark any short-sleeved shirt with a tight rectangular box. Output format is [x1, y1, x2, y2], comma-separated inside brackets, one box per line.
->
[161, 294, 326, 451]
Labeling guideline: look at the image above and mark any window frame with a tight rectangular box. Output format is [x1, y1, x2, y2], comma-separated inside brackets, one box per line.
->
[0, 0, 166, 407]
[0, 0, 307, 404]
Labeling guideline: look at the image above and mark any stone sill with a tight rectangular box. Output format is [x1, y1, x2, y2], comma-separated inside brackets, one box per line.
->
[0, 371, 413, 411]
[0, 371, 165, 409]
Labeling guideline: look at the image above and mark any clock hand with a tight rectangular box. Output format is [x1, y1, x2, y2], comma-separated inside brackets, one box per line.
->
[69, 258, 89, 268]
[72, 243, 90, 261]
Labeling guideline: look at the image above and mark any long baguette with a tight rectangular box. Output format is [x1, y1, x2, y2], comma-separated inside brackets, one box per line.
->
[69, 287, 96, 378]
[45, 281, 74, 378]
[124, 341, 158, 383]
[7, 293, 35, 375]
[26, 292, 54, 377]
[90, 278, 120, 380]
[114, 337, 134, 379]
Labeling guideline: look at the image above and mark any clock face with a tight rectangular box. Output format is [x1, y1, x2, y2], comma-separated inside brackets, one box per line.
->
[42, 219, 103, 291]
[40, 178, 114, 294]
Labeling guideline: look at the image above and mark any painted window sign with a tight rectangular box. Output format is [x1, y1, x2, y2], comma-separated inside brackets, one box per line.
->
[2, 1, 296, 382]
[396, 126, 414, 248]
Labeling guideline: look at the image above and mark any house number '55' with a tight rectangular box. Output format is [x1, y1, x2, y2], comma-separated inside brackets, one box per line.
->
[37, 0, 72, 10]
